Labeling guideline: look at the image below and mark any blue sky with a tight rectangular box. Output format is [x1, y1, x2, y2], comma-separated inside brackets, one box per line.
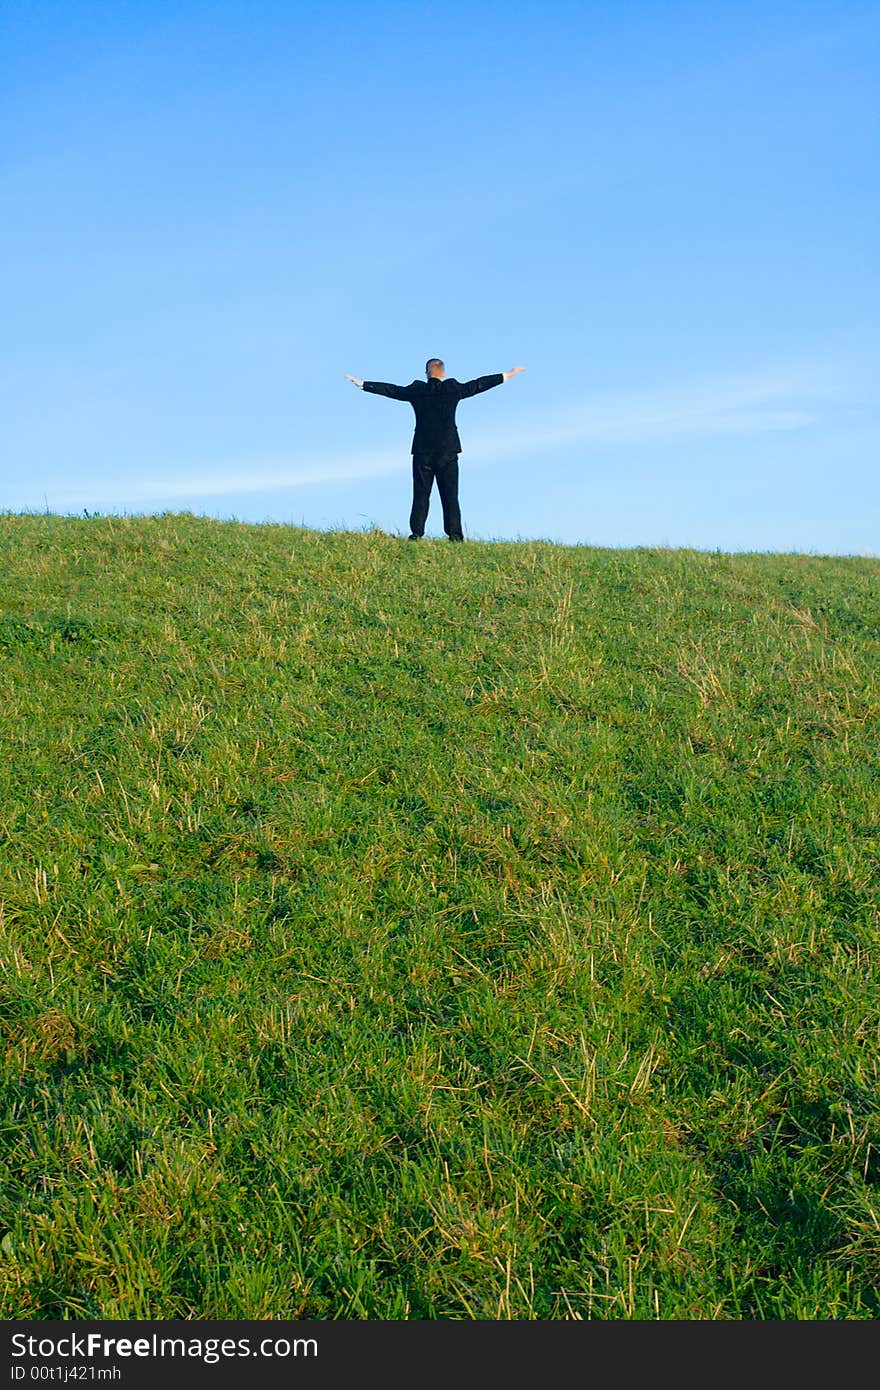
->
[3, 0, 878, 551]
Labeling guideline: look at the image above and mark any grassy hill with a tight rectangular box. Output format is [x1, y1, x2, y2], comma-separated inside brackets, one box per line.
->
[1, 511, 879, 1319]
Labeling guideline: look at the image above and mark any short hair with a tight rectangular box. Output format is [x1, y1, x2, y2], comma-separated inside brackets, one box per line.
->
[425, 358, 444, 375]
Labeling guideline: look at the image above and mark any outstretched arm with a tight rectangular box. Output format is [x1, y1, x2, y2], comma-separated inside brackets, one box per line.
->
[458, 367, 525, 398]
[346, 375, 413, 400]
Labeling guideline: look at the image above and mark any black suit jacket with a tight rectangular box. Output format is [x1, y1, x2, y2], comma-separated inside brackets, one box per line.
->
[362, 374, 504, 454]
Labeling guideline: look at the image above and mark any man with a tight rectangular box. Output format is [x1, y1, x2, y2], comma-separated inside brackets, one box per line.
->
[346, 358, 525, 541]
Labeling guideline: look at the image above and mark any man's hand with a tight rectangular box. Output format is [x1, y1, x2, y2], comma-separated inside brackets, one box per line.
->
[502, 366, 526, 382]
[345, 374, 364, 388]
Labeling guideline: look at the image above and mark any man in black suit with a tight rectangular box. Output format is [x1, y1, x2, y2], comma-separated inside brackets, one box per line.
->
[346, 358, 525, 541]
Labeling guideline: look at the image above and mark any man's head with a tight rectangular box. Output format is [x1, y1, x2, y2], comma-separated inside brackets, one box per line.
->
[425, 358, 446, 380]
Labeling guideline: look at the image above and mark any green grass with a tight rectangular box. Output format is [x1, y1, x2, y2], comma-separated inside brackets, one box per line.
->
[1, 511, 879, 1320]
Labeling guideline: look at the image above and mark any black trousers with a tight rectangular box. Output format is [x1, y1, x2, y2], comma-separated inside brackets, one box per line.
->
[410, 451, 463, 540]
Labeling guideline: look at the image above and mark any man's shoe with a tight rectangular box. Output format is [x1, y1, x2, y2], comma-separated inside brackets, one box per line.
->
[408, 534, 421, 541]
[448, 535, 464, 542]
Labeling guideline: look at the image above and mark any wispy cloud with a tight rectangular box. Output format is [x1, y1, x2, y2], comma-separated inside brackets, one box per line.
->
[67, 449, 405, 507]
[465, 363, 838, 464]
[44, 362, 839, 508]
